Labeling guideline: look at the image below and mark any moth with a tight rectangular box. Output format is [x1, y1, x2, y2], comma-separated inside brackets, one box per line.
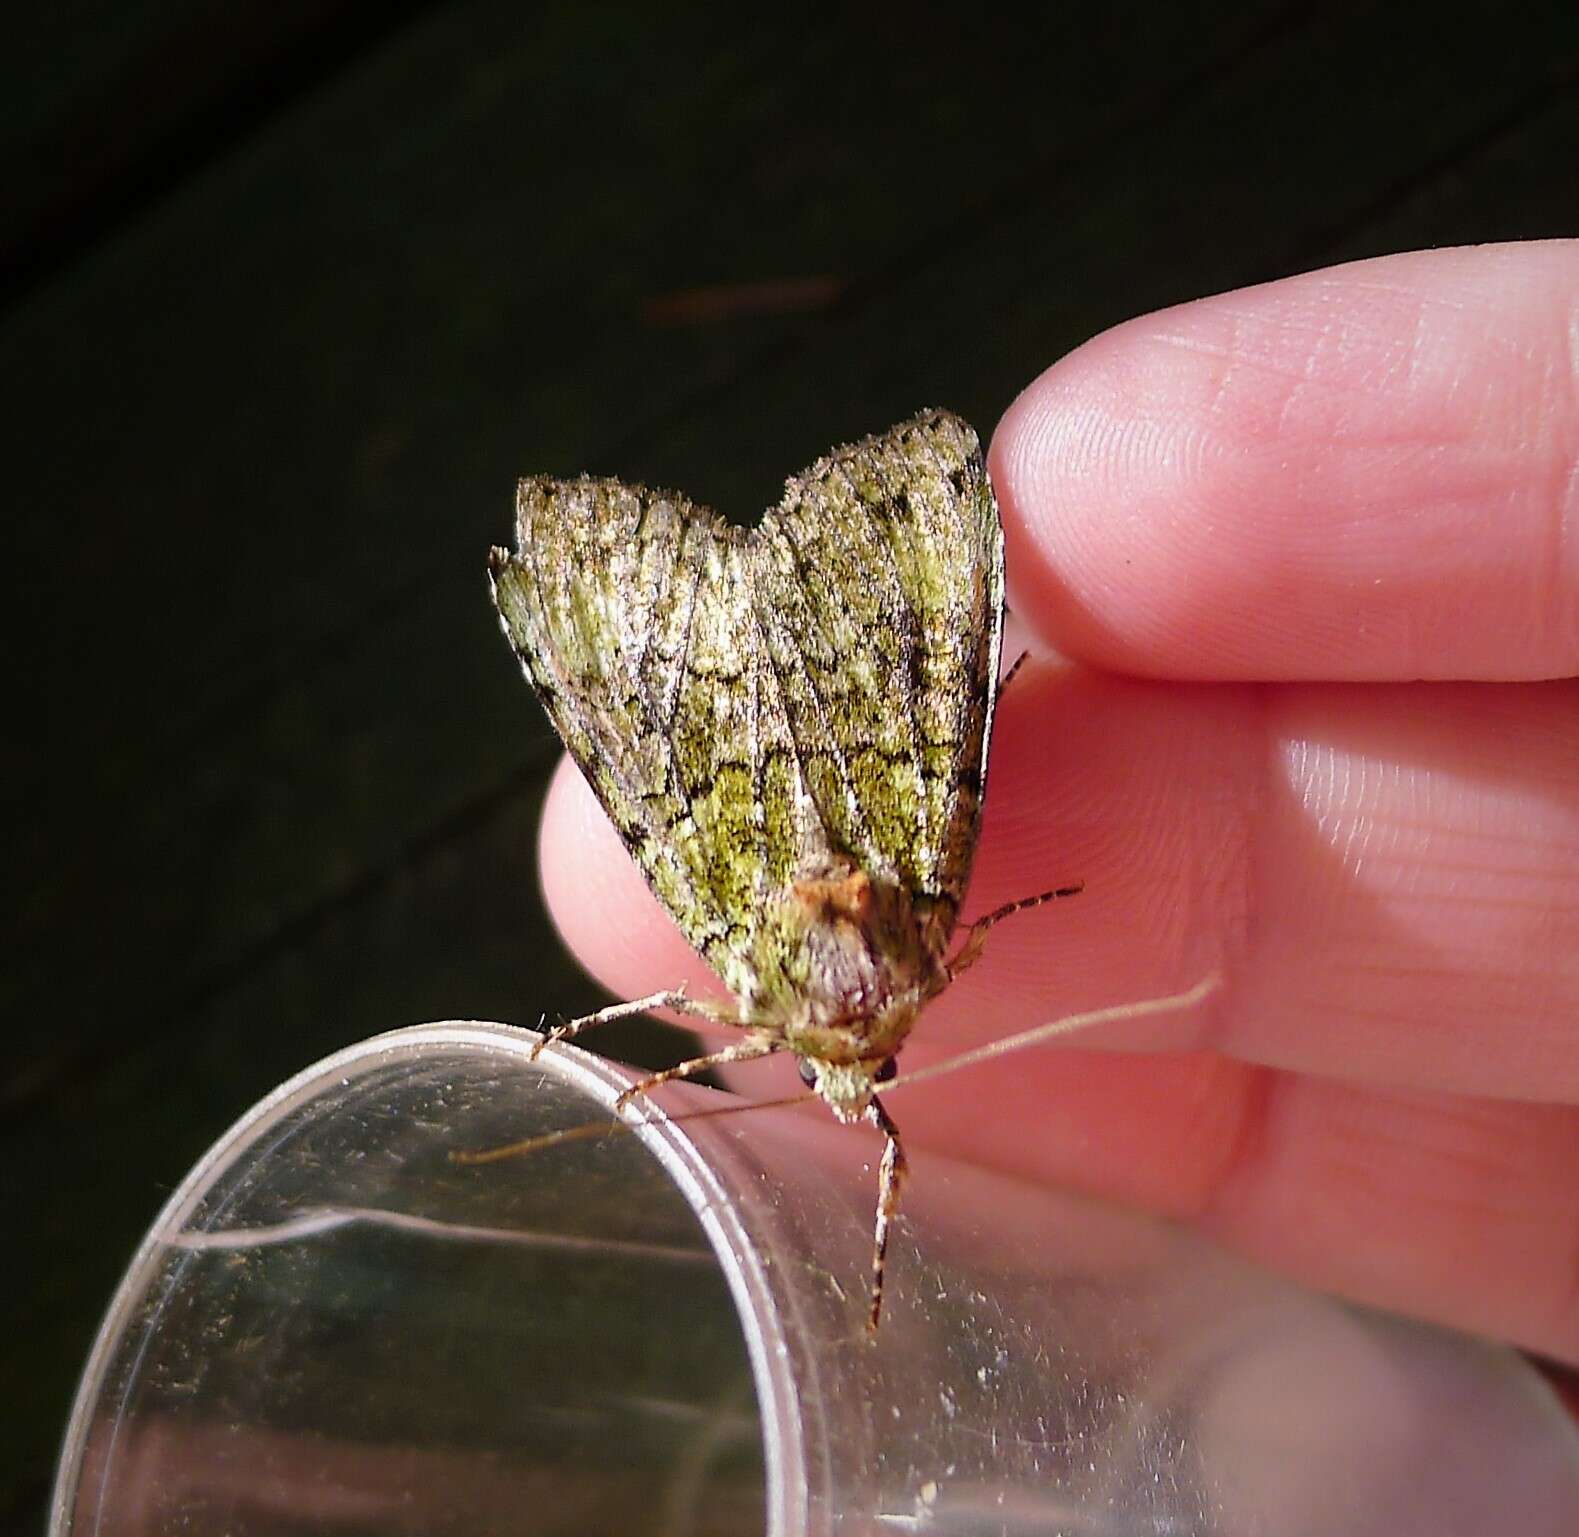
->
[488, 409, 1080, 1330]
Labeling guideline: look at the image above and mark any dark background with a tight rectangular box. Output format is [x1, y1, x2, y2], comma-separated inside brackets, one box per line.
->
[5, 2, 1578, 1528]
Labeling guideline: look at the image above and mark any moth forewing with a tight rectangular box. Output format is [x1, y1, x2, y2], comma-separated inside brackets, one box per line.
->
[488, 409, 1067, 1332]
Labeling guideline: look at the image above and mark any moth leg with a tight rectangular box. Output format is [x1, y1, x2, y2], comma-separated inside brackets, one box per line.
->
[863, 1096, 908, 1336]
[612, 1035, 780, 1111]
[529, 985, 738, 1061]
[945, 882, 1085, 983]
[999, 647, 1032, 695]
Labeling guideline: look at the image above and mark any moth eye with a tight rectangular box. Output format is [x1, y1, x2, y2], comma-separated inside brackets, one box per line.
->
[874, 1057, 897, 1084]
[797, 1058, 819, 1087]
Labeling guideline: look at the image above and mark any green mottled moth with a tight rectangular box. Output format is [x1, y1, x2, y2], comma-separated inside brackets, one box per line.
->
[485, 410, 1084, 1331]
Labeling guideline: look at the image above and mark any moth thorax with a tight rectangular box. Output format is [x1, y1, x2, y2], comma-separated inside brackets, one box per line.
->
[785, 857, 937, 1057]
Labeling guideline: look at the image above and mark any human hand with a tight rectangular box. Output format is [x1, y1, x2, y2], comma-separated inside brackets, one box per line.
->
[537, 242, 1579, 1364]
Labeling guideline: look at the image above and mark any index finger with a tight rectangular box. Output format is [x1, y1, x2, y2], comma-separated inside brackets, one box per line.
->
[990, 241, 1579, 683]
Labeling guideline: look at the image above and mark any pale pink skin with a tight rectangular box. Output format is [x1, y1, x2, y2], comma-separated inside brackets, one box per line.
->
[539, 242, 1579, 1366]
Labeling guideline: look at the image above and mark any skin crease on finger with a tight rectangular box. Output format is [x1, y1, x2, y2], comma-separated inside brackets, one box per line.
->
[535, 244, 1579, 1361]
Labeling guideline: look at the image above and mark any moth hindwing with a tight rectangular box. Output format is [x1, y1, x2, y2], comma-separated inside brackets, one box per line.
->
[489, 408, 1069, 1331]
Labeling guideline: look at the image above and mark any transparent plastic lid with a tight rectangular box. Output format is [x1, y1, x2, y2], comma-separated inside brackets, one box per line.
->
[54, 1022, 1579, 1536]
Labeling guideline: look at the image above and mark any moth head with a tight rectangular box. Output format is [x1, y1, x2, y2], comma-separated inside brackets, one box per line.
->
[796, 1052, 896, 1123]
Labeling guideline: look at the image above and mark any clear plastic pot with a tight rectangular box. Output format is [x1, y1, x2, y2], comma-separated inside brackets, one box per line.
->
[53, 1021, 1579, 1535]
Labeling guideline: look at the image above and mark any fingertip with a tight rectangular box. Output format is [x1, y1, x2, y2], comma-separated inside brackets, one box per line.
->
[990, 316, 1221, 673]
[990, 243, 1579, 681]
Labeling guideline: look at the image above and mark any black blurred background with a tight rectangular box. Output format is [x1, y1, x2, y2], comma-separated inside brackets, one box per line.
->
[5, 2, 1578, 1528]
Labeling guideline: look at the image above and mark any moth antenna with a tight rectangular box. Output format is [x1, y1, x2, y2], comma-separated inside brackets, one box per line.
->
[450, 1084, 817, 1164]
[946, 881, 1085, 982]
[885, 972, 1222, 1096]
